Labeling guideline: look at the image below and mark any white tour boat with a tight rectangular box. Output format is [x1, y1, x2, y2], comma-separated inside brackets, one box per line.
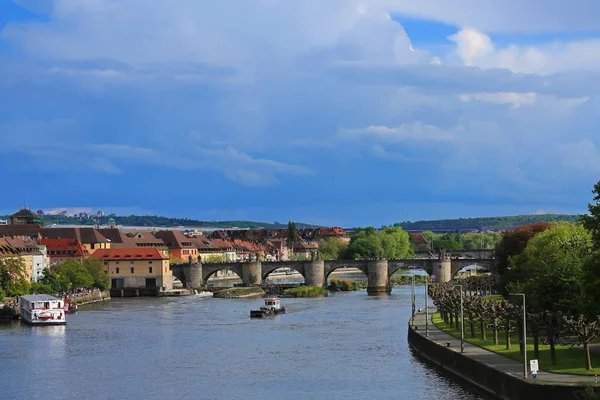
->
[20, 295, 67, 326]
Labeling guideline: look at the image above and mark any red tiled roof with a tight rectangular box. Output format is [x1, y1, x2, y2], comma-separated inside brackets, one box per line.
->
[209, 238, 235, 250]
[40, 238, 88, 256]
[412, 233, 429, 245]
[89, 247, 168, 260]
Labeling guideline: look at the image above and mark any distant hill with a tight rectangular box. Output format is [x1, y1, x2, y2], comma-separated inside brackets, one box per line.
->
[0, 214, 321, 229]
[394, 214, 581, 232]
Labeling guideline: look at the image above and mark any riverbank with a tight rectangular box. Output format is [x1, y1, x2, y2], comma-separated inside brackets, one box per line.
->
[408, 307, 600, 400]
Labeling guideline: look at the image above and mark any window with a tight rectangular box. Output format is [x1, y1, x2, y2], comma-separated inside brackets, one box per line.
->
[148, 261, 153, 264]
[90, 243, 95, 249]
[116, 267, 120, 274]
[149, 267, 153, 273]
[116, 261, 120, 264]
[130, 267, 134, 274]
[104, 261, 107, 265]
[130, 261, 134, 264]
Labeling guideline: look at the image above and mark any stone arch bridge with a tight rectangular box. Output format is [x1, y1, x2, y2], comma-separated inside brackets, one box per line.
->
[171, 257, 494, 295]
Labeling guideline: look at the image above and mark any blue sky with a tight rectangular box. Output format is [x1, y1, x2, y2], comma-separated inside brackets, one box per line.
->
[1, 1, 600, 227]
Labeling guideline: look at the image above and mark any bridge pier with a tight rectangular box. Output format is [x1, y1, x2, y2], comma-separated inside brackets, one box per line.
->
[367, 260, 391, 295]
[242, 261, 262, 286]
[174, 263, 204, 289]
[431, 258, 451, 283]
[305, 260, 325, 287]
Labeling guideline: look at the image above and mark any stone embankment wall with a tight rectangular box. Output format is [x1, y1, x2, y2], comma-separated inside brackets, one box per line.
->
[69, 291, 110, 305]
[407, 326, 590, 400]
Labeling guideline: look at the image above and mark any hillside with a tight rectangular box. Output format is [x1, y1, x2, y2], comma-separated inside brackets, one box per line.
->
[0, 214, 320, 229]
[394, 214, 580, 232]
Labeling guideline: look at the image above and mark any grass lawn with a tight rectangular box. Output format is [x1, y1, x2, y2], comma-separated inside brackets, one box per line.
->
[483, 294, 504, 302]
[433, 312, 600, 375]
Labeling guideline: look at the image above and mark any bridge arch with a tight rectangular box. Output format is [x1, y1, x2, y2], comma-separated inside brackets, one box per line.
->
[202, 263, 244, 284]
[452, 263, 490, 279]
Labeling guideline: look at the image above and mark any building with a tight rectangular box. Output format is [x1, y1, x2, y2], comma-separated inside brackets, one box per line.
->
[40, 227, 111, 254]
[153, 230, 198, 262]
[2, 237, 49, 282]
[10, 208, 41, 225]
[40, 238, 88, 265]
[97, 229, 167, 250]
[208, 238, 237, 262]
[90, 248, 172, 291]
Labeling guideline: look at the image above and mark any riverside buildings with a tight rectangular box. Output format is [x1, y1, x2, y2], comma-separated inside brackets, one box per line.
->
[0, 207, 357, 289]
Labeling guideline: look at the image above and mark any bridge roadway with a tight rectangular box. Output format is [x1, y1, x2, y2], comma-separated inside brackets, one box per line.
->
[171, 257, 495, 295]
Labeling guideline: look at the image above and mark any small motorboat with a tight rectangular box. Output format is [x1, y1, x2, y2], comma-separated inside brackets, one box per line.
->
[63, 299, 78, 314]
[193, 290, 213, 298]
[250, 297, 286, 318]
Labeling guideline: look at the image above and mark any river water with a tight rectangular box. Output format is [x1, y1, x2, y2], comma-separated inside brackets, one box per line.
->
[0, 286, 483, 400]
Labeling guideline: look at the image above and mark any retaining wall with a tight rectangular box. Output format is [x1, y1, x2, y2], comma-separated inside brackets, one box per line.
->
[407, 326, 594, 400]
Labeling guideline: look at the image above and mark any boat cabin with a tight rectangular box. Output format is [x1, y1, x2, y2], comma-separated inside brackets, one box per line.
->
[263, 298, 282, 310]
[20, 294, 67, 325]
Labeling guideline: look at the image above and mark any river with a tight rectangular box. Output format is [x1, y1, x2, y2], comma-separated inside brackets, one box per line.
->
[0, 286, 483, 400]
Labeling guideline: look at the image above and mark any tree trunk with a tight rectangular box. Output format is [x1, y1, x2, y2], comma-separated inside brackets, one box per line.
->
[533, 334, 540, 360]
[455, 314, 460, 330]
[493, 327, 499, 345]
[549, 339, 557, 365]
[470, 321, 475, 338]
[481, 320, 487, 340]
[449, 313, 453, 326]
[517, 320, 524, 355]
[506, 329, 511, 350]
[585, 342, 592, 370]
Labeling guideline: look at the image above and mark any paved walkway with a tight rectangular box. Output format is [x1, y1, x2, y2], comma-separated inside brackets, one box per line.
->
[411, 307, 599, 384]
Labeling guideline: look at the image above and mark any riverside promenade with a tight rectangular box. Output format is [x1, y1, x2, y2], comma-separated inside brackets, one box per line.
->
[411, 307, 599, 385]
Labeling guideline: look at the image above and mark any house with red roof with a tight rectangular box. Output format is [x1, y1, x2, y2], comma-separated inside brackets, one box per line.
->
[90, 248, 172, 291]
[40, 238, 88, 265]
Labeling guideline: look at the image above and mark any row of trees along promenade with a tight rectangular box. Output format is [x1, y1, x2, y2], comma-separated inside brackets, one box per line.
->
[429, 180, 600, 376]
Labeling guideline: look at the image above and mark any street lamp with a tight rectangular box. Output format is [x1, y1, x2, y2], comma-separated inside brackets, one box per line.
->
[509, 293, 527, 379]
[454, 284, 465, 353]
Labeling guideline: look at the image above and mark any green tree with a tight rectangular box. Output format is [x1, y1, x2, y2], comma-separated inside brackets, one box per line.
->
[379, 227, 414, 259]
[82, 258, 110, 290]
[287, 221, 299, 258]
[582, 180, 600, 246]
[318, 238, 348, 260]
[496, 222, 550, 295]
[0, 257, 30, 297]
[29, 282, 55, 295]
[54, 259, 94, 290]
[346, 226, 413, 259]
[508, 223, 592, 315]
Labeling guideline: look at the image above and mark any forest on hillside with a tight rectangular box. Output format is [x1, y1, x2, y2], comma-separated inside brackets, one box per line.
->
[394, 214, 580, 231]
[0, 214, 319, 229]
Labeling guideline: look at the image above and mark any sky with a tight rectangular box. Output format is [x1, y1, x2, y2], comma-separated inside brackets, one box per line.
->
[1, 0, 600, 227]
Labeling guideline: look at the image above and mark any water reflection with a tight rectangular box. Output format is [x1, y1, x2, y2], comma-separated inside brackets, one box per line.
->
[1, 288, 483, 400]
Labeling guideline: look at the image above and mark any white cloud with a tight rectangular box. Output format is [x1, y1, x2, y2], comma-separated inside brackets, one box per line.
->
[339, 123, 455, 143]
[447, 28, 600, 74]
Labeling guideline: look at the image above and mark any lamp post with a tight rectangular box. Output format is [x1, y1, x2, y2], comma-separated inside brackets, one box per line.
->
[509, 293, 527, 379]
[455, 284, 465, 353]
[425, 277, 429, 337]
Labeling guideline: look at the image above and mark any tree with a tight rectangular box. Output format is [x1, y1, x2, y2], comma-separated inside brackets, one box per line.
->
[0, 257, 30, 297]
[54, 259, 94, 290]
[564, 315, 600, 370]
[582, 180, 600, 246]
[82, 258, 110, 290]
[379, 227, 414, 259]
[510, 223, 592, 315]
[346, 226, 413, 260]
[495, 222, 551, 280]
[318, 238, 348, 260]
[287, 221, 299, 258]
